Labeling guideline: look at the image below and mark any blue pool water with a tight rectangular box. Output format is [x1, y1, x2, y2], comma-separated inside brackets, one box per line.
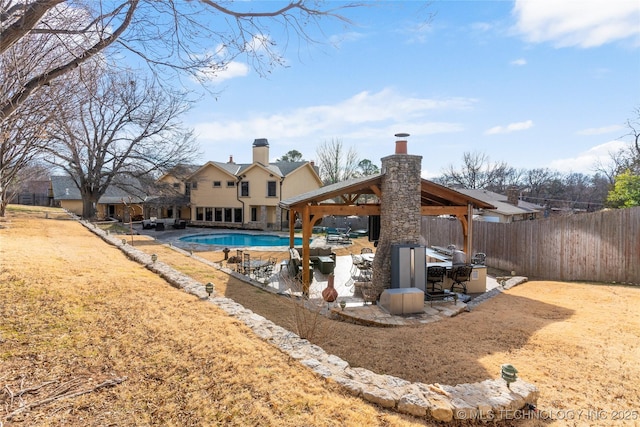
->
[179, 233, 304, 247]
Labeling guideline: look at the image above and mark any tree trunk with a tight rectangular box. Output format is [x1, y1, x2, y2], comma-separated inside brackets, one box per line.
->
[80, 190, 100, 220]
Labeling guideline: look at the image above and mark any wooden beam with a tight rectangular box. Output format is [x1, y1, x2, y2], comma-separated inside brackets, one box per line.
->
[465, 203, 473, 263]
[301, 204, 311, 295]
[369, 184, 381, 198]
[307, 204, 381, 216]
[421, 205, 468, 216]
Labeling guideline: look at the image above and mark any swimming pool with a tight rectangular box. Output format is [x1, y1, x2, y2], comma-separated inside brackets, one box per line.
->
[179, 233, 304, 247]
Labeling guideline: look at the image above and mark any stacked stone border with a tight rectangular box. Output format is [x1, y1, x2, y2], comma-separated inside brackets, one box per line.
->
[83, 220, 538, 423]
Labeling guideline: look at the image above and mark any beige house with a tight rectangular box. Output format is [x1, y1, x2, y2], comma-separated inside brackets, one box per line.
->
[50, 175, 145, 220]
[145, 164, 198, 221]
[187, 139, 322, 230]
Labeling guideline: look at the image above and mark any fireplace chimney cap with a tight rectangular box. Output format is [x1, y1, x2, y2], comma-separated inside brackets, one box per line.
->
[394, 133, 410, 138]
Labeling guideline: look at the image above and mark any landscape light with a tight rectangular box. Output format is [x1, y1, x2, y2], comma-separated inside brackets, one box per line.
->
[501, 364, 518, 389]
[205, 282, 214, 296]
[122, 239, 127, 245]
[151, 254, 157, 263]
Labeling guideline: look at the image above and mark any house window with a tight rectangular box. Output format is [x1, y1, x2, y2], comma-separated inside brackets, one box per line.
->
[191, 181, 198, 190]
[196, 207, 203, 221]
[251, 207, 257, 222]
[172, 183, 180, 189]
[240, 181, 249, 197]
[205, 207, 213, 221]
[214, 208, 222, 222]
[267, 181, 276, 197]
[224, 208, 232, 222]
[185, 182, 191, 197]
[234, 208, 243, 223]
[227, 181, 235, 187]
[213, 181, 221, 188]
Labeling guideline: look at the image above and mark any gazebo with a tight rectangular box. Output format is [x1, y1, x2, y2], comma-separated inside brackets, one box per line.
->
[279, 137, 495, 295]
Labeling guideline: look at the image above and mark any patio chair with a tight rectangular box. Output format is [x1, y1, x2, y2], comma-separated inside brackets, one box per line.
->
[449, 264, 473, 294]
[426, 265, 447, 292]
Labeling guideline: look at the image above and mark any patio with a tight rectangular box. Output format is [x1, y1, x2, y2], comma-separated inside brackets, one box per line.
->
[231, 247, 501, 327]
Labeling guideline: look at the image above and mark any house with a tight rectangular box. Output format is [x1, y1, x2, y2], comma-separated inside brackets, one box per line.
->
[144, 164, 199, 221]
[455, 187, 544, 223]
[187, 138, 323, 231]
[50, 175, 146, 220]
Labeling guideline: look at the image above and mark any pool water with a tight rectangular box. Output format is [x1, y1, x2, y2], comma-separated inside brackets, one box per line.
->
[179, 233, 304, 247]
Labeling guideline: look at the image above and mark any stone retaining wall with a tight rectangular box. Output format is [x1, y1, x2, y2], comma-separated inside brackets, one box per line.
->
[85, 221, 539, 423]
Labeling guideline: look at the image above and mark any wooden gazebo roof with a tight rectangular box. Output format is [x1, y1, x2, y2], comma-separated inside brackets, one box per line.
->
[279, 174, 495, 291]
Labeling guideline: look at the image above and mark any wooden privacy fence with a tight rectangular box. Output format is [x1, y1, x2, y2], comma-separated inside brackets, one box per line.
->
[421, 206, 640, 285]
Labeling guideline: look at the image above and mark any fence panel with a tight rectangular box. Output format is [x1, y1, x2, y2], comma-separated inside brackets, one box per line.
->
[421, 206, 639, 284]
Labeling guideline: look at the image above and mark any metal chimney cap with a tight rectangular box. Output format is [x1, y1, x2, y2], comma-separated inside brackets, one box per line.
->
[394, 133, 410, 138]
[253, 138, 269, 147]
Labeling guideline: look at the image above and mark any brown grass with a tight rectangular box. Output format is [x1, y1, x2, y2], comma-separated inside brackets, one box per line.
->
[2, 206, 640, 426]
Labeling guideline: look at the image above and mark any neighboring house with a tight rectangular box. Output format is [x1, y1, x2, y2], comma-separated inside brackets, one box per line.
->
[455, 187, 544, 223]
[187, 138, 323, 231]
[50, 175, 146, 220]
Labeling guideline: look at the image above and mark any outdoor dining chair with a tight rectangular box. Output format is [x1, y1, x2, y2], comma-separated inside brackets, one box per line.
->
[426, 265, 447, 292]
[449, 264, 473, 294]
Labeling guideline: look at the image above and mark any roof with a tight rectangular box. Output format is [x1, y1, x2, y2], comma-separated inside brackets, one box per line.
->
[279, 173, 495, 211]
[189, 160, 318, 180]
[455, 188, 544, 216]
[50, 176, 146, 204]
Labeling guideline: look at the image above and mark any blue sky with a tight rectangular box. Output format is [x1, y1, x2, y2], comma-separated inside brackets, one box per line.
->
[183, 1, 640, 178]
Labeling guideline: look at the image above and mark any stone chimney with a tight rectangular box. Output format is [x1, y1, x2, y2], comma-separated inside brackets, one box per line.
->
[506, 186, 519, 206]
[252, 138, 269, 165]
[372, 133, 423, 292]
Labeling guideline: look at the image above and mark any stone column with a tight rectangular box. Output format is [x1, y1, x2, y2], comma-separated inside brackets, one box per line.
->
[372, 134, 423, 294]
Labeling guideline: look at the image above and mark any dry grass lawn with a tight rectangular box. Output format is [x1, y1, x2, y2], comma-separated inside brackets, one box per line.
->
[2, 206, 640, 426]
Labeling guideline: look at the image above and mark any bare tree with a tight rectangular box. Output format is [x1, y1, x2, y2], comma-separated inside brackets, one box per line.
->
[1, 0, 357, 120]
[315, 138, 359, 185]
[439, 151, 513, 189]
[595, 107, 640, 181]
[44, 68, 198, 219]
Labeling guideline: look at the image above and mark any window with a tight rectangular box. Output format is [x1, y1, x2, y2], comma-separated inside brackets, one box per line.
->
[224, 208, 232, 222]
[191, 181, 198, 190]
[213, 181, 221, 188]
[214, 208, 222, 222]
[196, 207, 203, 221]
[251, 207, 257, 222]
[185, 182, 191, 197]
[227, 181, 235, 187]
[234, 208, 243, 223]
[240, 181, 249, 197]
[205, 207, 213, 221]
[267, 181, 277, 197]
[172, 183, 180, 189]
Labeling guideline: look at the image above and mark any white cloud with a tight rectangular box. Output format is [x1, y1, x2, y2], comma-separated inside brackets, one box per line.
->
[194, 89, 476, 143]
[485, 120, 533, 135]
[512, 0, 640, 48]
[549, 140, 629, 172]
[577, 124, 625, 135]
[510, 58, 527, 66]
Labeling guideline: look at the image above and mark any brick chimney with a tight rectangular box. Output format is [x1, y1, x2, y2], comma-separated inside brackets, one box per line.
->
[372, 133, 422, 292]
[506, 186, 519, 206]
[252, 138, 269, 165]
[228, 155, 234, 164]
